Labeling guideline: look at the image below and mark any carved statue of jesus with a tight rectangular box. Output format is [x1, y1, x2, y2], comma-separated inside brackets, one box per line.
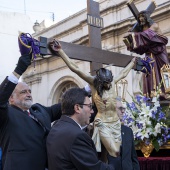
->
[124, 10, 169, 99]
[49, 40, 136, 157]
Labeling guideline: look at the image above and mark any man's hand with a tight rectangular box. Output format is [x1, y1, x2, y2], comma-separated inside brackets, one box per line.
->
[14, 54, 32, 75]
[48, 39, 61, 55]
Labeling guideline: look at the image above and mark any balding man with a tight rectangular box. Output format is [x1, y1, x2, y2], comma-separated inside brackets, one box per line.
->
[0, 54, 62, 170]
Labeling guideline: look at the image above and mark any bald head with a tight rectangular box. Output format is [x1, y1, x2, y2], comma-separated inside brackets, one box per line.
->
[12, 82, 29, 93]
[9, 82, 33, 111]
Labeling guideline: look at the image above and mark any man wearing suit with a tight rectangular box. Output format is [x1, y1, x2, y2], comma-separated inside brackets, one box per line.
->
[0, 53, 62, 170]
[47, 87, 116, 170]
[116, 100, 140, 170]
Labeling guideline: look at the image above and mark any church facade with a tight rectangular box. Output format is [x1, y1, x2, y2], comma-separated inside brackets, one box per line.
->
[23, 0, 170, 105]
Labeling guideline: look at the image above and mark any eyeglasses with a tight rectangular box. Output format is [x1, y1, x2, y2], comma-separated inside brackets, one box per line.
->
[78, 103, 93, 110]
[118, 107, 126, 111]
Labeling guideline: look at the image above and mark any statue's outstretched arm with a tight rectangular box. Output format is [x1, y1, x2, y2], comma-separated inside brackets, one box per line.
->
[114, 57, 136, 83]
[49, 39, 94, 85]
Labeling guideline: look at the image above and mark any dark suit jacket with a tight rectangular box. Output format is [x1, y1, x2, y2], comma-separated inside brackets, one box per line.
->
[0, 77, 62, 170]
[108, 125, 140, 170]
[47, 115, 115, 170]
[121, 125, 140, 170]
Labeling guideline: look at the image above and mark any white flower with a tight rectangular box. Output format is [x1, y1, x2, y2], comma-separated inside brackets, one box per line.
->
[140, 130, 149, 140]
[155, 123, 161, 134]
[154, 101, 160, 107]
[123, 94, 169, 150]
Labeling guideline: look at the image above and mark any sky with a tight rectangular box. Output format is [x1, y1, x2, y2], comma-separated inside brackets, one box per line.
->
[0, 0, 87, 23]
[0, 0, 88, 81]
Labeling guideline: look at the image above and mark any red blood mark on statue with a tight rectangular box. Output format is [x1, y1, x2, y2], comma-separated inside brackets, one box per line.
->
[103, 100, 107, 105]
[103, 100, 107, 109]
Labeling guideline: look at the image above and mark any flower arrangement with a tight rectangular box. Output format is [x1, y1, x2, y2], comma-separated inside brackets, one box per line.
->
[122, 94, 170, 151]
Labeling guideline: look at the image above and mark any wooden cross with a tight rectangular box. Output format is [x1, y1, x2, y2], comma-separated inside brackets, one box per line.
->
[127, 0, 157, 32]
[38, 0, 135, 74]
[87, 0, 103, 75]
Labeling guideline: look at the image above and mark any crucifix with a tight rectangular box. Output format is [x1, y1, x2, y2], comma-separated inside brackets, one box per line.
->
[39, 0, 135, 74]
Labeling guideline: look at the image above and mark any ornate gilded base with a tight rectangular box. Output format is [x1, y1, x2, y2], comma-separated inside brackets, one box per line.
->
[140, 141, 154, 158]
[136, 142, 170, 157]
[160, 141, 170, 149]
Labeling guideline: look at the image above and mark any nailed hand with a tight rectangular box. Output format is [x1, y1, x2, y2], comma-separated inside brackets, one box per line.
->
[49, 39, 61, 54]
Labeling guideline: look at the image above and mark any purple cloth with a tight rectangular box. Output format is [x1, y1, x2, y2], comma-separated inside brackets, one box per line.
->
[18, 33, 40, 60]
[137, 57, 155, 75]
[128, 28, 169, 97]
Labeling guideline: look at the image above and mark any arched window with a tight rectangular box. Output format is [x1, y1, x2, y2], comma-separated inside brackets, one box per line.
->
[51, 76, 83, 105]
[58, 82, 78, 103]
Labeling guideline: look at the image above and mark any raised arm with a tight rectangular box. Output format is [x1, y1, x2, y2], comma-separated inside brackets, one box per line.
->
[114, 57, 136, 83]
[49, 40, 94, 85]
[0, 54, 32, 127]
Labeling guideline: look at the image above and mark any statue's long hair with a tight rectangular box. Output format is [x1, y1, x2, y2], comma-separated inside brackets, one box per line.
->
[137, 10, 154, 31]
[93, 68, 113, 98]
[94, 77, 103, 98]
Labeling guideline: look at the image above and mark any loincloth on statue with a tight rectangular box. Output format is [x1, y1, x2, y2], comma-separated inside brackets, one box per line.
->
[92, 118, 121, 157]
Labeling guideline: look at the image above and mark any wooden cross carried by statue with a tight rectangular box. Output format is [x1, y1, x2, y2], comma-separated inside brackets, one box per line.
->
[123, 0, 156, 46]
[127, 0, 156, 32]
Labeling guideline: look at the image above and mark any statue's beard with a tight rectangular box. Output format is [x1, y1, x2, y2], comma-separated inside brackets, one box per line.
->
[140, 20, 146, 26]
[103, 84, 112, 90]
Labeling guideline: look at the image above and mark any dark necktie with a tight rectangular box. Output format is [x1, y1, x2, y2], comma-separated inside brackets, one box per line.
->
[24, 110, 30, 116]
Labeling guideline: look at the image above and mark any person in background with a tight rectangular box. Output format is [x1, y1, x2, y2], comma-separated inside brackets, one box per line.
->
[116, 99, 126, 122]
[116, 98, 140, 170]
[47, 87, 116, 170]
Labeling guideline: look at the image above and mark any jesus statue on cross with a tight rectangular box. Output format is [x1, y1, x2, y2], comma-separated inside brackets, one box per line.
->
[49, 39, 136, 158]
